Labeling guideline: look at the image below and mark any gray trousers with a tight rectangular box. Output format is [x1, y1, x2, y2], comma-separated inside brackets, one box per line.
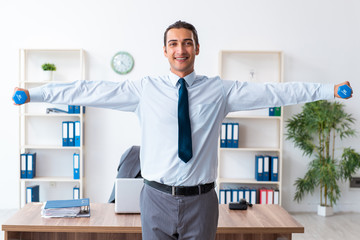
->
[140, 183, 219, 240]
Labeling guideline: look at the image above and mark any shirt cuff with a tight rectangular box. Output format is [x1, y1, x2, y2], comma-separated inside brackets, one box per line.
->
[28, 86, 44, 102]
[321, 83, 335, 100]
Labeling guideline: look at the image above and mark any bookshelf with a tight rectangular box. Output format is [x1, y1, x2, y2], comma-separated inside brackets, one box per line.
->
[217, 50, 283, 205]
[18, 49, 86, 207]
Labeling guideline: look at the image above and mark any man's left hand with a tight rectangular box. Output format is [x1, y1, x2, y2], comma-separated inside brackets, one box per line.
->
[334, 81, 353, 99]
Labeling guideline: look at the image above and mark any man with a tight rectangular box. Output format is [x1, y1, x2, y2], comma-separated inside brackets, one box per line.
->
[14, 21, 352, 239]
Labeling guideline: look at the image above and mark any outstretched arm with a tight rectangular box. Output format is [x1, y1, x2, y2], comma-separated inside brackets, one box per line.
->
[12, 80, 143, 112]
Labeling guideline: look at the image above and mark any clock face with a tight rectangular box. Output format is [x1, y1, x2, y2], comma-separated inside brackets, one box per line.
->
[111, 51, 134, 75]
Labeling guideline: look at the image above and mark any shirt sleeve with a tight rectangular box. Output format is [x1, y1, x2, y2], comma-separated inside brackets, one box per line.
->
[28, 79, 143, 112]
[223, 81, 334, 113]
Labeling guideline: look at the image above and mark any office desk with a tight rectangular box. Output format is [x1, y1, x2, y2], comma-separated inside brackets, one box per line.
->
[2, 203, 304, 240]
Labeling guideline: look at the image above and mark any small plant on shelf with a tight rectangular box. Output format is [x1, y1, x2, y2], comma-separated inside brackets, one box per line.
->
[41, 63, 56, 71]
[41, 63, 56, 81]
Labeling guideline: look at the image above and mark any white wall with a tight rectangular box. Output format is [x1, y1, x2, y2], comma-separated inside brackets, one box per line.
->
[1, 0, 359, 212]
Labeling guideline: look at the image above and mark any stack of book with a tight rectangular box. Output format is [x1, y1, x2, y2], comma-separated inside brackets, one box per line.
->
[41, 198, 90, 218]
[219, 188, 280, 205]
[62, 121, 81, 147]
[255, 155, 279, 181]
[20, 153, 36, 179]
[220, 123, 239, 148]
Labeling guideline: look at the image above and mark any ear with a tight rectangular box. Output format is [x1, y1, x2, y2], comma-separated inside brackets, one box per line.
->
[163, 46, 167, 57]
[196, 44, 200, 55]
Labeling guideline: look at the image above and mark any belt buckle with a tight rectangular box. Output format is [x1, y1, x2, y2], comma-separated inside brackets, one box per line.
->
[172, 186, 186, 196]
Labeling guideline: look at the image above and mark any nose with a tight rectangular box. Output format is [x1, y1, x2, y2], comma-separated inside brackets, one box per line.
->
[176, 44, 186, 55]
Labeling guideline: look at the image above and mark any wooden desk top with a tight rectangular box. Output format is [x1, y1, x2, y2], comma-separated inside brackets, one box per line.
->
[2, 203, 304, 234]
[217, 204, 304, 234]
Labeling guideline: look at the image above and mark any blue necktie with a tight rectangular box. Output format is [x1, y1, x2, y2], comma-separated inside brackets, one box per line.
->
[178, 78, 192, 163]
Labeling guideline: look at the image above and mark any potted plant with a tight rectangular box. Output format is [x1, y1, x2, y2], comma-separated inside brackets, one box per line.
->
[42, 63, 56, 81]
[286, 100, 360, 216]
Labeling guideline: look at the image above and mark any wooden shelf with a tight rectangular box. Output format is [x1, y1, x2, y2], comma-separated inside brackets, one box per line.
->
[20, 81, 75, 84]
[18, 48, 86, 207]
[226, 114, 281, 120]
[23, 49, 83, 52]
[22, 145, 81, 150]
[217, 50, 283, 205]
[220, 148, 280, 152]
[23, 113, 82, 117]
[218, 178, 279, 185]
[20, 177, 81, 182]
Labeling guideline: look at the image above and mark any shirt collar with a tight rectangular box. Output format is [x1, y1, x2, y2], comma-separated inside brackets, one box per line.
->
[168, 71, 196, 87]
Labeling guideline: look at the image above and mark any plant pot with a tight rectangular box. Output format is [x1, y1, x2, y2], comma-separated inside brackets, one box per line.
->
[43, 70, 54, 81]
[317, 205, 333, 217]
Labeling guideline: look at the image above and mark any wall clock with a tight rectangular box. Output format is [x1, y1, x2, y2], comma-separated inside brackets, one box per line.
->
[111, 51, 134, 75]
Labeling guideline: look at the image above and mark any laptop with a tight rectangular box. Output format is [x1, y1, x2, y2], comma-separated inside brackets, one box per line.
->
[115, 178, 144, 213]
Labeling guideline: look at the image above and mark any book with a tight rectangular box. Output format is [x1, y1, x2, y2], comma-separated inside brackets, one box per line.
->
[41, 198, 90, 218]
[26, 185, 39, 203]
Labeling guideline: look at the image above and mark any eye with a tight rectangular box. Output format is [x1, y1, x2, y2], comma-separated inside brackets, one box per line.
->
[169, 42, 177, 47]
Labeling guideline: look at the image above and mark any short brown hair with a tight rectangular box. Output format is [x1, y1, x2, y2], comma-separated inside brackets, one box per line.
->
[164, 21, 199, 47]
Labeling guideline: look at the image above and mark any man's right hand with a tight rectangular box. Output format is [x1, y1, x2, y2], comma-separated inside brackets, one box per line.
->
[13, 87, 30, 105]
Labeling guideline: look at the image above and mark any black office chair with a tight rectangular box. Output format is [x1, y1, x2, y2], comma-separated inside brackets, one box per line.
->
[108, 145, 141, 203]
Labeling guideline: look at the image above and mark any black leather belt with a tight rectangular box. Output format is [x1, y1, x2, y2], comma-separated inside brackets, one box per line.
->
[144, 179, 214, 196]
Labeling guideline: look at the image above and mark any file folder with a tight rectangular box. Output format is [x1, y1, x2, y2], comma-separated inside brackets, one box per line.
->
[250, 189, 257, 205]
[269, 107, 275, 116]
[226, 189, 232, 204]
[68, 121, 75, 146]
[263, 156, 270, 181]
[232, 123, 239, 148]
[73, 186, 80, 200]
[226, 123, 233, 147]
[75, 121, 81, 147]
[219, 189, 226, 204]
[255, 155, 263, 181]
[238, 189, 245, 200]
[220, 123, 227, 148]
[73, 153, 80, 179]
[42, 198, 90, 218]
[271, 156, 279, 181]
[231, 189, 239, 203]
[68, 105, 74, 113]
[26, 185, 39, 203]
[260, 189, 267, 204]
[74, 105, 80, 114]
[267, 189, 274, 204]
[62, 121, 69, 146]
[244, 189, 250, 203]
[274, 190, 279, 204]
[274, 107, 281, 116]
[20, 153, 27, 178]
[26, 153, 36, 179]
[44, 198, 89, 209]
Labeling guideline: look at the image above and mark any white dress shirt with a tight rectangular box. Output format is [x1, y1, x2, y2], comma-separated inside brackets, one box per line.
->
[29, 71, 334, 186]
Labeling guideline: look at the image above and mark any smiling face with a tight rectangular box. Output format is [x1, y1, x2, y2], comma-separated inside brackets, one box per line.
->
[163, 28, 200, 78]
